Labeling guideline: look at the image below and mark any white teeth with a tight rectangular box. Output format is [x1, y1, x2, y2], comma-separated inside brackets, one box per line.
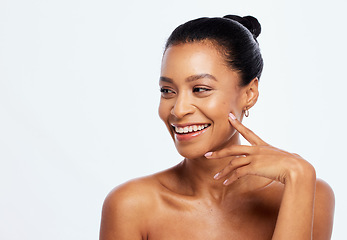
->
[173, 124, 210, 134]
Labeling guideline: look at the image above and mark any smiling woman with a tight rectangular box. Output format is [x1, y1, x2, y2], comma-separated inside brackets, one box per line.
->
[159, 43, 246, 159]
[99, 15, 335, 240]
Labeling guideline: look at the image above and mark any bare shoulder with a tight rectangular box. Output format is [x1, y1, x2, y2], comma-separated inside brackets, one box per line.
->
[313, 178, 335, 239]
[315, 178, 335, 208]
[104, 175, 161, 206]
[100, 175, 162, 240]
[107, 176, 160, 205]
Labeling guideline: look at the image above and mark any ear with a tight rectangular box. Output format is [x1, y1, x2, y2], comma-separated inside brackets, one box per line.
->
[243, 78, 259, 110]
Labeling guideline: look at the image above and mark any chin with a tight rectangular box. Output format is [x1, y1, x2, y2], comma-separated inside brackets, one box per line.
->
[174, 141, 212, 159]
[169, 124, 236, 159]
[176, 149, 205, 160]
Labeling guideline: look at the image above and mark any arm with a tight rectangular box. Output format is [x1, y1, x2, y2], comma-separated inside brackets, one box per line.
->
[273, 175, 335, 239]
[272, 162, 316, 239]
[205, 113, 335, 239]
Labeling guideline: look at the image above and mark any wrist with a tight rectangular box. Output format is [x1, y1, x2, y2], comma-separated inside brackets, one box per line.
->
[286, 159, 316, 185]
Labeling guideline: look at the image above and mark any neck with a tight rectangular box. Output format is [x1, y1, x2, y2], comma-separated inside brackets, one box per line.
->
[177, 133, 254, 202]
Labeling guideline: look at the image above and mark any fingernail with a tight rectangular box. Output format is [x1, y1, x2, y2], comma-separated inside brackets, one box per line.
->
[204, 152, 213, 157]
[223, 179, 229, 185]
[229, 113, 236, 120]
[214, 173, 220, 179]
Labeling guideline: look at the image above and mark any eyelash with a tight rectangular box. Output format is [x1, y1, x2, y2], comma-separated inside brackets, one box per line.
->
[159, 87, 212, 98]
[193, 87, 211, 93]
[160, 88, 174, 94]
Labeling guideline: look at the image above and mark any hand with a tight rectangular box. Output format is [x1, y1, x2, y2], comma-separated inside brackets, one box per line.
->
[205, 113, 314, 185]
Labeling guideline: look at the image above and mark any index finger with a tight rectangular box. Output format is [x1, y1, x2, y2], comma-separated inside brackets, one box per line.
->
[229, 113, 266, 146]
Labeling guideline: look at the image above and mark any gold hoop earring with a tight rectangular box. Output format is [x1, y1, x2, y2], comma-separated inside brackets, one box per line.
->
[244, 109, 249, 117]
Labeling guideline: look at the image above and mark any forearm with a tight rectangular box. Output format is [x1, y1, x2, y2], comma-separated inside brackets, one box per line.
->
[272, 165, 316, 240]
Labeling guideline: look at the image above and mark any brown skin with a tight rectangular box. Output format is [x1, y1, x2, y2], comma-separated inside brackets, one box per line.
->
[100, 42, 335, 240]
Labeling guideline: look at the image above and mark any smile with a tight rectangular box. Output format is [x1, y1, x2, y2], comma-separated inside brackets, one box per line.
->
[172, 124, 211, 134]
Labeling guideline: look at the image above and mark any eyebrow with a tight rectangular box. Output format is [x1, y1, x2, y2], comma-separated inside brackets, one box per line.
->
[159, 74, 217, 83]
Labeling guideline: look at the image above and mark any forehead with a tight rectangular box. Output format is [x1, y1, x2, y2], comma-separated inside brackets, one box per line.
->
[161, 42, 230, 77]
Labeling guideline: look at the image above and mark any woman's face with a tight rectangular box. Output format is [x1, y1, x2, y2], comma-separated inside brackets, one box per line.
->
[159, 42, 247, 159]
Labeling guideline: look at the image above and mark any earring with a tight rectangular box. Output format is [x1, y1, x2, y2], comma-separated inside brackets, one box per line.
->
[244, 109, 249, 117]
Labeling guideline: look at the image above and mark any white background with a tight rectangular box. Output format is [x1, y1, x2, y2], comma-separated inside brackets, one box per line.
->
[1, 0, 346, 239]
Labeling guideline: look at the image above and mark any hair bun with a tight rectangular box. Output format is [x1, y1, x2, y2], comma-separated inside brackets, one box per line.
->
[223, 15, 261, 39]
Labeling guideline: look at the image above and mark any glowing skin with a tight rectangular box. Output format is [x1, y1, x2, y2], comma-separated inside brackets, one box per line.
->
[159, 43, 251, 159]
[100, 42, 335, 240]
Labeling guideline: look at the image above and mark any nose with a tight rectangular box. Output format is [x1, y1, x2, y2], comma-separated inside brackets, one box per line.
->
[171, 92, 195, 119]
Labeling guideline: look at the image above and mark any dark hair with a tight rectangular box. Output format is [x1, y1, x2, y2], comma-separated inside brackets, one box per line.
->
[164, 15, 263, 86]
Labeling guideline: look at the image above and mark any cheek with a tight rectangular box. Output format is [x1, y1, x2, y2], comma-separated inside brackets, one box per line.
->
[200, 99, 231, 134]
[201, 94, 238, 138]
[202, 95, 232, 119]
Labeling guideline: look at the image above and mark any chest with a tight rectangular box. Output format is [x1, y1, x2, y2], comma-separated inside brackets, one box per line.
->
[146, 198, 278, 240]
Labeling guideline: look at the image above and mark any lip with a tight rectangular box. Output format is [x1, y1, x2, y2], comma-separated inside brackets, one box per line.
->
[171, 123, 211, 141]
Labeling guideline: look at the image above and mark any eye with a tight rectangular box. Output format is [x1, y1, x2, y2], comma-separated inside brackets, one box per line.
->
[160, 88, 174, 93]
[193, 87, 211, 93]
[160, 87, 175, 98]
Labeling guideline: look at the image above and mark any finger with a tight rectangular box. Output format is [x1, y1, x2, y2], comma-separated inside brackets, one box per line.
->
[223, 164, 254, 185]
[214, 156, 250, 180]
[205, 145, 254, 159]
[229, 113, 266, 146]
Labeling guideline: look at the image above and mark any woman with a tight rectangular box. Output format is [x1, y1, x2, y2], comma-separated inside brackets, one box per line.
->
[100, 15, 335, 239]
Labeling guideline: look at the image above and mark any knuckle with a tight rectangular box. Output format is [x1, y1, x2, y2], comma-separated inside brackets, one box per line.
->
[225, 163, 234, 172]
[234, 156, 245, 164]
[254, 145, 262, 153]
[226, 147, 235, 155]
[243, 128, 251, 135]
